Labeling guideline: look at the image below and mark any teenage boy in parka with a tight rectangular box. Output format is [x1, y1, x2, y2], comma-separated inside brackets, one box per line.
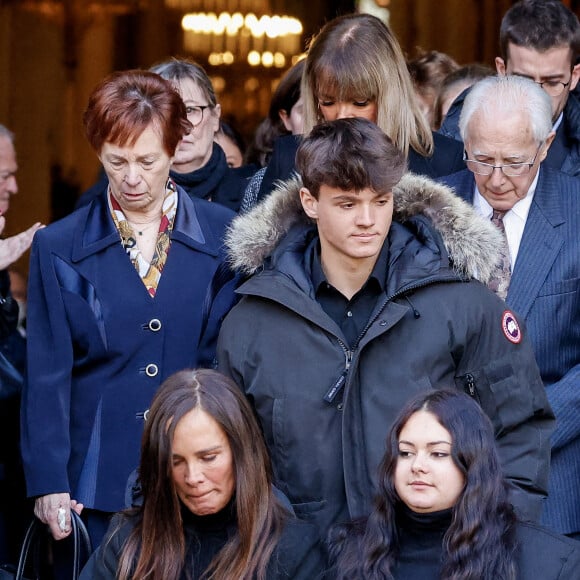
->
[217, 118, 554, 541]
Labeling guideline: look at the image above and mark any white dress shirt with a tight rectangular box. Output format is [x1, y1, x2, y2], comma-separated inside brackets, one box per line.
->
[473, 170, 540, 269]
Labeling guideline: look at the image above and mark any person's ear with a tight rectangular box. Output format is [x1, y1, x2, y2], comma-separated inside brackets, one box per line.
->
[540, 131, 556, 161]
[495, 57, 507, 76]
[300, 187, 318, 219]
[211, 104, 222, 135]
[569, 62, 580, 92]
[279, 109, 292, 132]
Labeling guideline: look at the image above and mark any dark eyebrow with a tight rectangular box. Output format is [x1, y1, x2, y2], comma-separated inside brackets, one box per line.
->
[399, 440, 451, 447]
[172, 444, 223, 458]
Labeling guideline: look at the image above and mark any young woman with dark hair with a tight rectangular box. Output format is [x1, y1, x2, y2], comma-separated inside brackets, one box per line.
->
[329, 389, 580, 580]
[82, 369, 324, 580]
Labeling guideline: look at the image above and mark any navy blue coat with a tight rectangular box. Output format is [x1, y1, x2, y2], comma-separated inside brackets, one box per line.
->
[440, 167, 580, 535]
[21, 187, 237, 512]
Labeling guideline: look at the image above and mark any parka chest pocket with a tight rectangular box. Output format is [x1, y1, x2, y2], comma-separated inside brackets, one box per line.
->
[457, 363, 533, 435]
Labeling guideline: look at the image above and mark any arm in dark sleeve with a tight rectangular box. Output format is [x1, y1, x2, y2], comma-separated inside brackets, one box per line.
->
[544, 365, 580, 451]
[21, 233, 74, 497]
[0, 269, 18, 339]
[454, 294, 555, 523]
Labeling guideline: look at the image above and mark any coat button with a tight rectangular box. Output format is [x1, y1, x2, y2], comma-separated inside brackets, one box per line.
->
[148, 318, 162, 332]
[337, 403, 344, 411]
[145, 363, 158, 377]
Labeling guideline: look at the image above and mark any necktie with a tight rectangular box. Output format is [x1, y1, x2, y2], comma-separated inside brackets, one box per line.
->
[488, 209, 511, 300]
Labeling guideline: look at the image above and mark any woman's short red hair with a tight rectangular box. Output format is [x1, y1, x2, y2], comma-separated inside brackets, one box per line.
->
[83, 70, 191, 155]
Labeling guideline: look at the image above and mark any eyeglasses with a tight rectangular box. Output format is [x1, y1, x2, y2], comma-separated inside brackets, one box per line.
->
[464, 143, 543, 177]
[0, 171, 15, 184]
[513, 74, 573, 97]
[185, 105, 211, 126]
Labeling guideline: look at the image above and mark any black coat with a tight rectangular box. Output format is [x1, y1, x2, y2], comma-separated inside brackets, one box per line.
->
[329, 509, 580, 580]
[81, 504, 326, 580]
[218, 174, 554, 539]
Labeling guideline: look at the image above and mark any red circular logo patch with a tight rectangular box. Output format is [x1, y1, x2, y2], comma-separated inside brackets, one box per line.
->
[502, 310, 522, 344]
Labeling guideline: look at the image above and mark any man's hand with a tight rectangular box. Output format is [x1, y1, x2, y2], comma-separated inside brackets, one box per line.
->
[34, 493, 84, 540]
[0, 217, 42, 270]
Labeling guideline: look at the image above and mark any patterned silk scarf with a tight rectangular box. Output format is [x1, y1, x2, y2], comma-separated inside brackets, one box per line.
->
[109, 179, 178, 297]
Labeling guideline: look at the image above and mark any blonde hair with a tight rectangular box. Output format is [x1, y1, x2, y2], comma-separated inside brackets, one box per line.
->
[302, 13, 433, 157]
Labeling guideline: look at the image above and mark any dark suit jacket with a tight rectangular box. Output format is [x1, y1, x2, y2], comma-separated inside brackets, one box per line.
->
[440, 167, 580, 534]
[257, 132, 465, 203]
[21, 188, 238, 512]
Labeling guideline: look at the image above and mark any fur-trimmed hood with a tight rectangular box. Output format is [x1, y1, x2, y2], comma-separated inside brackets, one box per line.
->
[226, 172, 503, 284]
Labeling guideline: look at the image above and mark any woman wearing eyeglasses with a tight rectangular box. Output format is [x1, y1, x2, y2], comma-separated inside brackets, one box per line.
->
[150, 59, 253, 212]
[77, 60, 252, 212]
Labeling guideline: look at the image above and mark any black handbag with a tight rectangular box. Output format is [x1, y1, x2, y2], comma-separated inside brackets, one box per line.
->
[0, 511, 92, 580]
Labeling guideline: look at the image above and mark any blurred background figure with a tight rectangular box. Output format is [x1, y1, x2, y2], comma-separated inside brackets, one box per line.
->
[82, 369, 325, 580]
[407, 49, 459, 129]
[241, 58, 305, 212]
[433, 63, 494, 131]
[330, 390, 580, 579]
[214, 120, 246, 168]
[21, 71, 238, 556]
[0, 124, 43, 566]
[245, 58, 305, 169]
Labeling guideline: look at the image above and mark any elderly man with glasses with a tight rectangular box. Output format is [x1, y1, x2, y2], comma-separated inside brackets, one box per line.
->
[440, 0, 580, 178]
[440, 74, 580, 542]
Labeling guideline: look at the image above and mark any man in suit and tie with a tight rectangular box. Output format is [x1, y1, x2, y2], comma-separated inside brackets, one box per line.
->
[440, 74, 580, 540]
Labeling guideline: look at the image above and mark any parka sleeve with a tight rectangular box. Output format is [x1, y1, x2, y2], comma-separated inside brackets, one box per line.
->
[20, 231, 75, 497]
[453, 294, 555, 524]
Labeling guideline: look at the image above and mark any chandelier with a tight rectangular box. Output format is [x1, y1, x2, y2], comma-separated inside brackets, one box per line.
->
[167, 0, 303, 69]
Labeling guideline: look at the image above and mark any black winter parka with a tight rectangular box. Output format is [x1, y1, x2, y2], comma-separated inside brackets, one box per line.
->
[217, 174, 554, 539]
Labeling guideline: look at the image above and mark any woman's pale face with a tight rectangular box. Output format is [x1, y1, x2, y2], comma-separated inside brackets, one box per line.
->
[99, 125, 173, 218]
[172, 77, 220, 174]
[394, 411, 465, 513]
[171, 407, 235, 516]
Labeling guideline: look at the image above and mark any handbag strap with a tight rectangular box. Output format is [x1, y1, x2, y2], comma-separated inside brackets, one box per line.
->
[15, 511, 93, 580]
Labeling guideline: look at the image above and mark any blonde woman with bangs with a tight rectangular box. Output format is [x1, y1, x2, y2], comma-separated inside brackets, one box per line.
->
[252, 12, 465, 206]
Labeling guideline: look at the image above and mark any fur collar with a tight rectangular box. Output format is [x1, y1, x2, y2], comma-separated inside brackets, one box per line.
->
[226, 172, 503, 284]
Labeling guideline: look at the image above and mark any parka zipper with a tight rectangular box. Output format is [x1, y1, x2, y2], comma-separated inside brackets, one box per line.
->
[462, 373, 481, 403]
[324, 341, 351, 403]
[322, 276, 462, 404]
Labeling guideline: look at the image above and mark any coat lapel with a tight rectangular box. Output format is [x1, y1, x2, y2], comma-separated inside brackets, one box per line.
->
[71, 186, 220, 263]
[507, 168, 565, 318]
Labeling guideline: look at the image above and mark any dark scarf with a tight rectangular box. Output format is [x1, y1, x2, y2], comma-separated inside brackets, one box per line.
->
[170, 143, 228, 202]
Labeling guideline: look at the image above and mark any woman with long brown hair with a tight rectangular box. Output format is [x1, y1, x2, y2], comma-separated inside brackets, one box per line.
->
[329, 389, 580, 579]
[82, 369, 324, 580]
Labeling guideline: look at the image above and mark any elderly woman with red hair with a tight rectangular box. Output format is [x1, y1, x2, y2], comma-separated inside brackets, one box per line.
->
[20, 70, 238, 549]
